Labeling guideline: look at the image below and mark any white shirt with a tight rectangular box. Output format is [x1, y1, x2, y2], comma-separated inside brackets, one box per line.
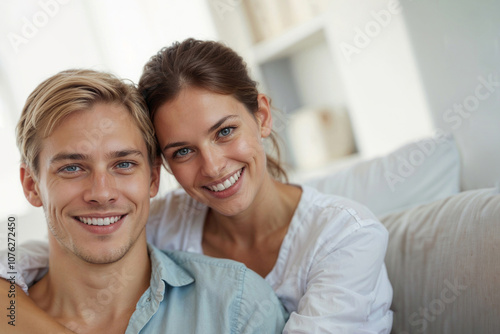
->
[2, 186, 393, 333]
[147, 186, 393, 333]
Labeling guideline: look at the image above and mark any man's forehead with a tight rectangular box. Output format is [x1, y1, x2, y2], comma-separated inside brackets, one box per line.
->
[40, 104, 148, 164]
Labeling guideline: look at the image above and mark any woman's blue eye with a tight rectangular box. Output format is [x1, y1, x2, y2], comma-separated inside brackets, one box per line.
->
[218, 127, 233, 137]
[176, 148, 191, 157]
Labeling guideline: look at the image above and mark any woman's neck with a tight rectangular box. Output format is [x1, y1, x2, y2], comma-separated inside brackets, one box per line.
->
[206, 178, 301, 244]
[202, 177, 302, 276]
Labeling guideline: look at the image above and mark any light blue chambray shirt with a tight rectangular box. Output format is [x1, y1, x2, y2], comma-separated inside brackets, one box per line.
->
[125, 244, 288, 334]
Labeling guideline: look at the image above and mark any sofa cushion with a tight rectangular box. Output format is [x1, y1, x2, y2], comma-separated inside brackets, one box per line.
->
[380, 187, 500, 334]
[303, 135, 461, 217]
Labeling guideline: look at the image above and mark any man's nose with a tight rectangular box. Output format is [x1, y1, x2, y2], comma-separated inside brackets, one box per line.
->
[83, 170, 118, 204]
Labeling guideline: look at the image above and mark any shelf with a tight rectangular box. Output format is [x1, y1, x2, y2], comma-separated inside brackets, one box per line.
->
[252, 14, 326, 64]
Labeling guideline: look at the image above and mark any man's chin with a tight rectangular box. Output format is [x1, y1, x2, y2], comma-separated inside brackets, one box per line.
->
[75, 245, 130, 265]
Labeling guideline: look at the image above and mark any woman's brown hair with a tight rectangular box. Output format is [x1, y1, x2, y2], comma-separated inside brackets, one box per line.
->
[138, 38, 287, 181]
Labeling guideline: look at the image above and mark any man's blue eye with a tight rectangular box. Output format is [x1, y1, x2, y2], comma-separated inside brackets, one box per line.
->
[63, 166, 80, 172]
[117, 162, 132, 169]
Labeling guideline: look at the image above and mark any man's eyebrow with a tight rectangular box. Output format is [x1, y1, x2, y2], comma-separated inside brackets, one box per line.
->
[106, 150, 144, 159]
[49, 153, 89, 165]
[49, 150, 144, 164]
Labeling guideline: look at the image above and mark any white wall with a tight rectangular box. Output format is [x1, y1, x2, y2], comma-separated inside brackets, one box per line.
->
[399, 0, 500, 190]
[326, 0, 435, 158]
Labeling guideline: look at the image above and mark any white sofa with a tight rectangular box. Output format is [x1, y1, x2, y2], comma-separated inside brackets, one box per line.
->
[295, 135, 500, 333]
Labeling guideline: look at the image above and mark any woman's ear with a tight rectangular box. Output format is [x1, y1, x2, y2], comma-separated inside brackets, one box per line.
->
[255, 94, 273, 138]
[20, 164, 43, 207]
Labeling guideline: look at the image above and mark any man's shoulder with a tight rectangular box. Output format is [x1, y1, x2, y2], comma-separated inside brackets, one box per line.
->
[161, 250, 287, 330]
[138, 247, 287, 333]
[157, 248, 277, 301]
[162, 249, 249, 279]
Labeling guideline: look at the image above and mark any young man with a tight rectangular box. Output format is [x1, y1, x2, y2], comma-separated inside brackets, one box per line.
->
[2, 69, 286, 333]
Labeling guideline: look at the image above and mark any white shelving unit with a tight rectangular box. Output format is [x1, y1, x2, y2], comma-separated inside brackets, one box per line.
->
[242, 7, 354, 170]
[252, 14, 326, 64]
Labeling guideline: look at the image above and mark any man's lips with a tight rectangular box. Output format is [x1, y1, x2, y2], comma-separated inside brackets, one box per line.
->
[74, 214, 126, 226]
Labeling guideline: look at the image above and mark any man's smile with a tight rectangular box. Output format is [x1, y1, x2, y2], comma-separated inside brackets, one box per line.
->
[76, 215, 125, 226]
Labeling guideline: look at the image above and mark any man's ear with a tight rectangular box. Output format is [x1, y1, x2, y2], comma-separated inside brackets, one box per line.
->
[149, 158, 162, 198]
[255, 94, 273, 138]
[20, 164, 43, 207]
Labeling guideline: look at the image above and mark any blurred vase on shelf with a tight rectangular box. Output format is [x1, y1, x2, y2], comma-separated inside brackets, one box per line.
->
[287, 107, 356, 171]
[243, 0, 331, 43]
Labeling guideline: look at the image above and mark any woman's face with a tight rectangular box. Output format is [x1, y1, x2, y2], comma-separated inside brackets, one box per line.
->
[154, 86, 273, 216]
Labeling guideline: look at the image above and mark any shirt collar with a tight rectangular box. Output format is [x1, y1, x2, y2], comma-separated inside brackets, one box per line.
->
[147, 244, 195, 300]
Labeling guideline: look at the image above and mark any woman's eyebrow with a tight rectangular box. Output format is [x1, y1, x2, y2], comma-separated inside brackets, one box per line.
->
[162, 115, 239, 152]
[207, 115, 238, 134]
[163, 141, 189, 151]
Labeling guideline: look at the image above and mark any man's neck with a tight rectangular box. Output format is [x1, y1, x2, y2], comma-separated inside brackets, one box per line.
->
[29, 236, 151, 334]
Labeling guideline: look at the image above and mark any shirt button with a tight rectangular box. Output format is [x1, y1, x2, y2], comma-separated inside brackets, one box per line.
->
[147, 297, 151, 302]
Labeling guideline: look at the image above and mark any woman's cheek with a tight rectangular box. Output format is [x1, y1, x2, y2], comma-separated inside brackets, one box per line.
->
[232, 136, 264, 157]
[171, 165, 190, 186]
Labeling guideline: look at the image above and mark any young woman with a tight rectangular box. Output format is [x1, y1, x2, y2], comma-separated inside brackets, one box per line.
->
[1, 39, 393, 333]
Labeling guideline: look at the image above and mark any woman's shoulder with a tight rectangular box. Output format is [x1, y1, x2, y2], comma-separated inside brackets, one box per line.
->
[269, 185, 389, 307]
[300, 185, 379, 220]
[293, 185, 388, 247]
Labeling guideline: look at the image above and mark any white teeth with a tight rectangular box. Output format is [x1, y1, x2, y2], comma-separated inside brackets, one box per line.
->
[78, 216, 121, 226]
[208, 169, 242, 192]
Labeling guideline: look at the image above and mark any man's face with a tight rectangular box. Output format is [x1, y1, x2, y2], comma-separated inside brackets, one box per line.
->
[22, 103, 159, 264]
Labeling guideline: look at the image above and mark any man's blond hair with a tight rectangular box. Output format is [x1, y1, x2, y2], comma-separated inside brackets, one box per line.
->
[16, 69, 158, 176]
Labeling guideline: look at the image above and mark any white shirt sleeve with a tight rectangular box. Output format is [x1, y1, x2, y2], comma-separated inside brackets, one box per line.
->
[283, 221, 393, 333]
[0, 240, 49, 293]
